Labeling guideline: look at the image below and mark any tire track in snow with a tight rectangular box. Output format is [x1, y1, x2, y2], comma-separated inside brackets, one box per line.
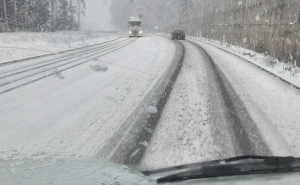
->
[0, 41, 132, 86]
[122, 42, 185, 165]
[0, 38, 129, 77]
[188, 41, 272, 156]
[140, 41, 218, 169]
[97, 41, 185, 165]
[0, 40, 136, 95]
[0, 37, 123, 67]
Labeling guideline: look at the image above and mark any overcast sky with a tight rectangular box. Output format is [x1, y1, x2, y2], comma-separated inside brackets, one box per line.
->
[81, 0, 114, 31]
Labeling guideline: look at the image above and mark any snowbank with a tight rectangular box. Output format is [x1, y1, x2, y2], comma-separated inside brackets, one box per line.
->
[0, 31, 119, 63]
[188, 36, 300, 89]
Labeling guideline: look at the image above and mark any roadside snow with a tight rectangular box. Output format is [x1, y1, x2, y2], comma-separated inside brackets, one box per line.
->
[0, 31, 119, 63]
[189, 37, 300, 88]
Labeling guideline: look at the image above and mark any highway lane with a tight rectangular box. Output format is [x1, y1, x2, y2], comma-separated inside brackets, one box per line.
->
[140, 38, 300, 170]
[0, 35, 178, 161]
[1, 34, 300, 170]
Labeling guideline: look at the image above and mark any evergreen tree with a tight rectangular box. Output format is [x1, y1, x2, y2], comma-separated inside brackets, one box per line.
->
[31, 0, 51, 31]
[55, 0, 71, 30]
[0, 0, 86, 32]
[2, 0, 8, 31]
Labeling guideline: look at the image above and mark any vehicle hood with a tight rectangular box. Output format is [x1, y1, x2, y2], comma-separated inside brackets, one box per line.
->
[172, 172, 300, 185]
[0, 155, 154, 185]
[3, 155, 300, 185]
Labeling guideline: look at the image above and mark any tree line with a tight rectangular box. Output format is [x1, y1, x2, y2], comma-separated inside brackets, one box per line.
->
[0, 0, 86, 32]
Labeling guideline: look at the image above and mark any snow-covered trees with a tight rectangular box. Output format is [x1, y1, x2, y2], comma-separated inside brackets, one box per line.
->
[0, 0, 8, 31]
[0, 0, 86, 32]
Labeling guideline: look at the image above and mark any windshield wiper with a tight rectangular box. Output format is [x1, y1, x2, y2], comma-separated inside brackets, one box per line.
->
[142, 155, 293, 175]
[141, 155, 300, 183]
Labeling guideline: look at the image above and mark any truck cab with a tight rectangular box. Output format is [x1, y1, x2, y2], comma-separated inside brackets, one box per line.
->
[128, 17, 142, 37]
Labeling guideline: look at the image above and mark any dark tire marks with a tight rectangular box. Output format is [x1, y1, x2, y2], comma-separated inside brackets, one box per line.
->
[97, 41, 185, 166]
[0, 40, 135, 95]
[0, 37, 123, 67]
[188, 41, 272, 156]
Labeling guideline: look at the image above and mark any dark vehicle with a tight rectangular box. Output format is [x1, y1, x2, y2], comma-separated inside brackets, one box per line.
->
[171, 30, 185, 40]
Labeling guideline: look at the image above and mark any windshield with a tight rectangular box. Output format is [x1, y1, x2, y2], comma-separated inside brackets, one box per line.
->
[1, 0, 300, 184]
[129, 21, 142, 27]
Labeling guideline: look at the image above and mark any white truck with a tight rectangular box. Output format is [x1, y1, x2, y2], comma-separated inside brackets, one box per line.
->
[128, 17, 142, 37]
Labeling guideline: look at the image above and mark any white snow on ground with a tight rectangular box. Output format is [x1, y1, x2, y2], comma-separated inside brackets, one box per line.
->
[189, 36, 300, 88]
[0, 31, 119, 63]
[141, 42, 216, 169]
[141, 37, 300, 170]
[0, 35, 176, 158]
[191, 40, 300, 157]
[147, 106, 158, 114]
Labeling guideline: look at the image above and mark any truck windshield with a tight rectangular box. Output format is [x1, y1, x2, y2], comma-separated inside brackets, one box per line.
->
[174, 30, 184, 33]
[129, 21, 141, 27]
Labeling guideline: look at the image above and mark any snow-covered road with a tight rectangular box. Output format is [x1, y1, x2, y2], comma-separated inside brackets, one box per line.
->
[141, 41, 219, 169]
[0, 35, 177, 159]
[0, 31, 119, 63]
[1, 33, 300, 172]
[193, 40, 300, 157]
[141, 38, 300, 170]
